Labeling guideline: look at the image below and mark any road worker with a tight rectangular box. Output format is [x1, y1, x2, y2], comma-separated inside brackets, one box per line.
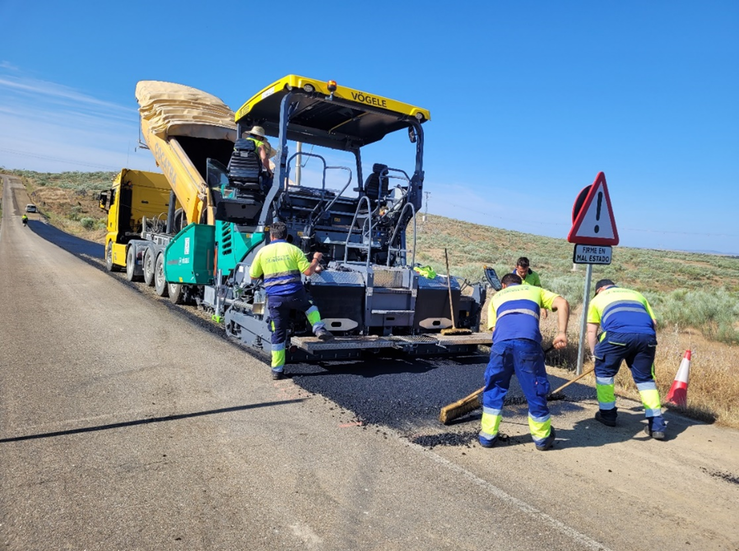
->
[479, 272, 570, 451]
[587, 279, 667, 440]
[246, 125, 273, 175]
[21, 214, 28, 226]
[513, 256, 541, 286]
[249, 221, 333, 380]
[513, 256, 547, 318]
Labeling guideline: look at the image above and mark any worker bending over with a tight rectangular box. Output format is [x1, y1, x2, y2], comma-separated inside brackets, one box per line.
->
[587, 279, 667, 440]
[249, 222, 333, 380]
[480, 273, 570, 451]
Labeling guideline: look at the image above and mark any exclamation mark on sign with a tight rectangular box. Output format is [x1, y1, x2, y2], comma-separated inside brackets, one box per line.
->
[594, 192, 603, 234]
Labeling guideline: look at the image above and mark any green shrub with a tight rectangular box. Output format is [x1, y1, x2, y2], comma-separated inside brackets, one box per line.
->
[80, 217, 96, 230]
[657, 288, 739, 344]
[9, 170, 116, 191]
[70, 205, 83, 221]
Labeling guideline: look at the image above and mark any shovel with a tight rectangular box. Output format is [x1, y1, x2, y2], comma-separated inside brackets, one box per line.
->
[440, 248, 471, 336]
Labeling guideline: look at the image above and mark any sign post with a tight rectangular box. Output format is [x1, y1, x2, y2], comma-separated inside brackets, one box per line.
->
[576, 265, 593, 375]
[568, 172, 619, 374]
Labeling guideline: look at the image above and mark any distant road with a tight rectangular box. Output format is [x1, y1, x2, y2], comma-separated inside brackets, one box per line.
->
[2, 173, 738, 551]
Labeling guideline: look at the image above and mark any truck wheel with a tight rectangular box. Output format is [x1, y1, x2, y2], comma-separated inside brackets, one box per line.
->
[106, 242, 121, 272]
[168, 283, 184, 304]
[126, 247, 141, 282]
[143, 249, 155, 287]
[154, 253, 169, 297]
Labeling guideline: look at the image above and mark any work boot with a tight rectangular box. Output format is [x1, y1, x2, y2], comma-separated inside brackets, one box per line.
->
[315, 327, 334, 341]
[595, 411, 617, 427]
[644, 418, 666, 440]
[478, 434, 498, 448]
[535, 427, 556, 451]
[271, 370, 284, 381]
[644, 426, 666, 440]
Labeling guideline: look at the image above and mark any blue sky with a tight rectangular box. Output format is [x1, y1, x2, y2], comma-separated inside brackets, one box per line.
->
[1, 1, 737, 255]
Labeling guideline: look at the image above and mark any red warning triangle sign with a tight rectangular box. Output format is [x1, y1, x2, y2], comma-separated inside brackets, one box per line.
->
[567, 172, 619, 245]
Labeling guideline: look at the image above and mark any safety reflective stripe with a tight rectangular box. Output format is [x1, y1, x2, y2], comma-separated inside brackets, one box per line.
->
[306, 305, 322, 327]
[271, 341, 286, 369]
[643, 405, 662, 417]
[264, 269, 302, 287]
[249, 241, 310, 296]
[528, 413, 551, 442]
[596, 377, 616, 409]
[636, 381, 662, 414]
[589, 288, 655, 334]
[481, 406, 502, 437]
[490, 288, 552, 342]
[479, 429, 498, 441]
[498, 308, 539, 320]
[601, 304, 649, 325]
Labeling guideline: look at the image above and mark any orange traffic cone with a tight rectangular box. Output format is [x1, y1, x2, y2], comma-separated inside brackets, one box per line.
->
[666, 350, 691, 407]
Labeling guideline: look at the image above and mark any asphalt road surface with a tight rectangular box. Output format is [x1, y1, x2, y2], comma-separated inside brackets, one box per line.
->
[2, 174, 738, 551]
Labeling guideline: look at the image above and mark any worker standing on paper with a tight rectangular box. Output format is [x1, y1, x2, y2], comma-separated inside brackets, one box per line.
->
[479, 273, 570, 451]
[249, 222, 333, 380]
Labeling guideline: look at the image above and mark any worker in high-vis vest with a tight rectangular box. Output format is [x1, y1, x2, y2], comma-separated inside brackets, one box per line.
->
[249, 221, 333, 380]
[587, 279, 667, 440]
[480, 272, 570, 451]
[246, 125, 273, 175]
[513, 256, 548, 319]
[513, 256, 542, 287]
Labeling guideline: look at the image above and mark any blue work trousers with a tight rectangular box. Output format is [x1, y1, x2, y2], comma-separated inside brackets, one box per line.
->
[594, 332, 665, 431]
[267, 289, 324, 374]
[481, 339, 552, 443]
[594, 332, 657, 383]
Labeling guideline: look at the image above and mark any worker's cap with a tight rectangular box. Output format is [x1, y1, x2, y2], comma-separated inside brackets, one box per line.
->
[249, 125, 266, 138]
[594, 279, 615, 295]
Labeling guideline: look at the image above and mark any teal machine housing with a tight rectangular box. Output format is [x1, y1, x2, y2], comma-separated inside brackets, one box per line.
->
[164, 223, 216, 284]
[164, 222, 266, 284]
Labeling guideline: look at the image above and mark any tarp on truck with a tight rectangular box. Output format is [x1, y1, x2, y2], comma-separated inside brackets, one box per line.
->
[136, 81, 236, 141]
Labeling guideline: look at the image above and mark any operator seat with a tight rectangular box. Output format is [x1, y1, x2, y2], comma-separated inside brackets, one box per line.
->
[227, 138, 263, 193]
[364, 163, 389, 205]
[216, 139, 265, 224]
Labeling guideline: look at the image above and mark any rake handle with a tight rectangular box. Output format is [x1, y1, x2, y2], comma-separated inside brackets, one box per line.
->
[444, 248, 457, 328]
[549, 367, 595, 395]
[438, 347, 577, 424]
[453, 347, 558, 404]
